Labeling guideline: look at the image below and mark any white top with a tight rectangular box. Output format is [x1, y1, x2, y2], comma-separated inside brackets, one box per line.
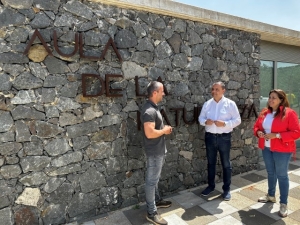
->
[262, 112, 276, 147]
[198, 96, 241, 134]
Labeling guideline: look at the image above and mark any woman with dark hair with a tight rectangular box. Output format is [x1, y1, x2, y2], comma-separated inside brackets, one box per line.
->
[253, 89, 300, 217]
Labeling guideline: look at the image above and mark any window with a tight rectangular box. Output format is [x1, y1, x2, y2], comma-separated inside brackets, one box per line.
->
[259, 61, 273, 109]
[277, 62, 300, 113]
[259, 61, 300, 114]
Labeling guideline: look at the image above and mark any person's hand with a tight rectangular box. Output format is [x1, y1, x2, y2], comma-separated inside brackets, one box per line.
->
[214, 120, 225, 127]
[163, 125, 173, 135]
[263, 133, 276, 140]
[257, 131, 265, 138]
[205, 119, 214, 125]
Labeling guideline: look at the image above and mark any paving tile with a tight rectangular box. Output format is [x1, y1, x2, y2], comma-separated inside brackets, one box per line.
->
[289, 159, 300, 167]
[286, 196, 300, 211]
[94, 211, 131, 225]
[253, 169, 268, 178]
[214, 182, 241, 193]
[178, 187, 198, 194]
[289, 173, 300, 183]
[270, 216, 300, 225]
[238, 185, 266, 202]
[160, 198, 185, 217]
[199, 199, 238, 219]
[226, 192, 256, 210]
[288, 180, 300, 189]
[291, 170, 300, 176]
[123, 204, 153, 225]
[252, 180, 271, 192]
[172, 191, 206, 209]
[192, 187, 222, 201]
[250, 202, 293, 220]
[289, 163, 300, 171]
[241, 172, 267, 183]
[207, 215, 243, 225]
[289, 185, 300, 199]
[176, 205, 217, 225]
[288, 208, 300, 222]
[164, 213, 188, 225]
[231, 206, 277, 225]
[231, 175, 254, 188]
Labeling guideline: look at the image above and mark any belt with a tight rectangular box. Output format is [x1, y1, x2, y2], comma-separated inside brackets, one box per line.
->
[206, 132, 231, 136]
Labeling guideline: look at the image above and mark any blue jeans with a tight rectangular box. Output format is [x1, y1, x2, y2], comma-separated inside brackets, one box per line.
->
[262, 147, 292, 204]
[205, 132, 232, 192]
[145, 154, 165, 214]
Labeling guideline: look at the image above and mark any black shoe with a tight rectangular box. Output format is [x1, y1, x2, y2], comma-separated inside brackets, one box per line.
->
[201, 186, 215, 196]
[146, 211, 168, 225]
[156, 200, 172, 208]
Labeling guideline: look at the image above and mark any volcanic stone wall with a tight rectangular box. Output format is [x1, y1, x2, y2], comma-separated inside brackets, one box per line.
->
[0, 0, 260, 224]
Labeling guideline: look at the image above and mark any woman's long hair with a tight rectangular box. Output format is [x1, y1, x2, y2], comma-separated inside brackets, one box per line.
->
[267, 89, 289, 119]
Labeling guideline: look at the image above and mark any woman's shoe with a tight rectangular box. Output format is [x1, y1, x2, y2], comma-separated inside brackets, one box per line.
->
[258, 194, 276, 203]
[278, 203, 288, 217]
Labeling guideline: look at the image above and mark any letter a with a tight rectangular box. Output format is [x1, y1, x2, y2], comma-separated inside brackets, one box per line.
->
[23, 29, 52, 55]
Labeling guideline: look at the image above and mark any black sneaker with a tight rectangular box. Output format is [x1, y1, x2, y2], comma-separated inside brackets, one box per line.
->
[156, 200, 172, 208]
[201, 186, 215, 196]
[146, 211, 168, 225]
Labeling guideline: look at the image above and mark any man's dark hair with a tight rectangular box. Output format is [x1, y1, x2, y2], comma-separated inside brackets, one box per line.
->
[147, 81, 162, 98]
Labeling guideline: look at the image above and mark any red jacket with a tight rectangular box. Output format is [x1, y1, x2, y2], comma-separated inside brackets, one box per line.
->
[253, 107, 300, 153]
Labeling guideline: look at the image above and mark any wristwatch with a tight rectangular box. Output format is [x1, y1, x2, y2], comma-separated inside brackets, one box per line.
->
[276, 133, 281, 138]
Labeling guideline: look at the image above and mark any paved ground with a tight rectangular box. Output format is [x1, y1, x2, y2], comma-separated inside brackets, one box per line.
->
[66, 153, 300, 225]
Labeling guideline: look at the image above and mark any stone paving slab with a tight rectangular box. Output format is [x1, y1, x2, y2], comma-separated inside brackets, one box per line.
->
[172, 192, 206, 209]
[176, 205, 217, 225]
[200, 199, 239, 219]
[231, 206, 277, 225]
[94, 211, 132, 225]
[207, 215, 243, 225]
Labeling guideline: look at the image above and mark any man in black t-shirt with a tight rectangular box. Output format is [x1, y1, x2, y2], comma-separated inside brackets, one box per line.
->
[140, 81, 172, 225]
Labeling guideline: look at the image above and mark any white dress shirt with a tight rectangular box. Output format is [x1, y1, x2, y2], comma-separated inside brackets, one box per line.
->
[198, 96, 241, 134]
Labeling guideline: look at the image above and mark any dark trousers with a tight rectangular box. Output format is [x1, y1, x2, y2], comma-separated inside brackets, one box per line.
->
[205, 132, 232, 192]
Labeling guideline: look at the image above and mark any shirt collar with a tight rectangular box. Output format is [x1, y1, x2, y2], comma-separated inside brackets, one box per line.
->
[213, 95, 225, 103]
[147, 99, 158, 109]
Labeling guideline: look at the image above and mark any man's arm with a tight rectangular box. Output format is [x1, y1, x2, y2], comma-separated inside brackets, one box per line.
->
[228, 102, 241, 128]
[198, 102, 208, 126]
[144, 122, 172, 139]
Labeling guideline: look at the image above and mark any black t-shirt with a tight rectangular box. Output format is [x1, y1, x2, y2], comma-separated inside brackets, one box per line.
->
[140, 100, 166, 156]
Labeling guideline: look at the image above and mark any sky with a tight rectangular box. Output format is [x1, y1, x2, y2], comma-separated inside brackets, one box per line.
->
[173, 0, 300, 31]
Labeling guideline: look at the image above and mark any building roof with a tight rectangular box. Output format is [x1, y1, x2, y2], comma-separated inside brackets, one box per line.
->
[89, 0, 300, 47]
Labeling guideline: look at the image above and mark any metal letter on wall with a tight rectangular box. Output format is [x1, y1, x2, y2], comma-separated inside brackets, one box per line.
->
[239, 103, 258, 119]
[105, 74, 123, 97]
[79, 34, 122, 62]
[170, 108, 183, 126]
[182, 108, 197, 125]
[53, 30, 79, 57]
[160, 109, 171, 126]
[82, 74, 105, 97]
[23, 29, 53, 55]
[100, 37, 122, 62]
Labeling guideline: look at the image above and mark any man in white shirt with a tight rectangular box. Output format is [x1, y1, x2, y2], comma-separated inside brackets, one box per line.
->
[198, 81, 241, 200]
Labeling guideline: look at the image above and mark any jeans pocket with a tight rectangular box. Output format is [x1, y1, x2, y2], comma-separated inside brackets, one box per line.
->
[221, 133, 231, 141]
